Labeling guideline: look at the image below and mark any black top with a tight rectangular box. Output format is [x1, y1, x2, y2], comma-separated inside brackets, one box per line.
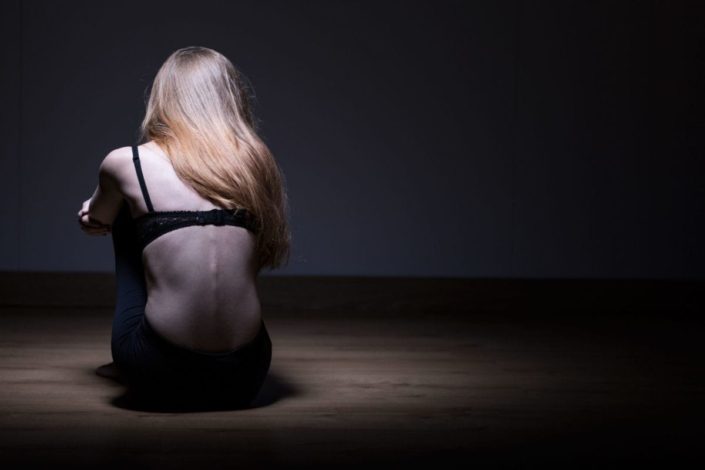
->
[130, 144, 259, 252]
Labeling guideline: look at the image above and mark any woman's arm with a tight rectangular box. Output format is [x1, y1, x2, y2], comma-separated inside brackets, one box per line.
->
[77, 150, 126, 235]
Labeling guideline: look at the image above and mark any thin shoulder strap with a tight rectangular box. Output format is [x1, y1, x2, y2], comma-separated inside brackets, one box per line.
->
[131, 144, 155, 212]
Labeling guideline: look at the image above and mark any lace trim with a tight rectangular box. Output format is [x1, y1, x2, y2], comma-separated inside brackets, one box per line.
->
[133, 208, 260, 251]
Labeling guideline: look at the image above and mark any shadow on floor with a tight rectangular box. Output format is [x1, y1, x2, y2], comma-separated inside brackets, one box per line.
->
[91, 363, 302, 413]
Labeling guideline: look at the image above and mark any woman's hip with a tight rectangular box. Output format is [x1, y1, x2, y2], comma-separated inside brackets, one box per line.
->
[112, 314, 272, 392]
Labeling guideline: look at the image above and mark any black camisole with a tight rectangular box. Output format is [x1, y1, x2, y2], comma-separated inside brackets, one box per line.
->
[130, 144, 259, 252]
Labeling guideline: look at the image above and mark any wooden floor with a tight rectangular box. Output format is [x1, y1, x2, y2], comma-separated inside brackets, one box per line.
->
[0, 304, 702, 467]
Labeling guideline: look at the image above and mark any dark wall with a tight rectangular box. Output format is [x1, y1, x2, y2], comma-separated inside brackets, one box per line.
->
[0, 0, 702, 278]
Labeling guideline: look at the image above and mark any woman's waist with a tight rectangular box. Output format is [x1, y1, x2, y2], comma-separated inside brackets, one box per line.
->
[144, 287, 263, 352]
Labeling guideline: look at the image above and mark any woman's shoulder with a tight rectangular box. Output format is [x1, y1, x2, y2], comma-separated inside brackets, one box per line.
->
[101, 142, 160, 169]
[101, 142, 166, 175]
[98, 145, 132, 179]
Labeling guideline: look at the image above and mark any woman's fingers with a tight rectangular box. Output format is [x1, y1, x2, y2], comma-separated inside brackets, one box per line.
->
[78, 199, 91, 218]
[78, 213, 111, 235]
[77, 201, 108, 234]
[79, 213, 108, 226]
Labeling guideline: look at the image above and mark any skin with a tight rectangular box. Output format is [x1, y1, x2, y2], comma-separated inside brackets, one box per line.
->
[77, 200, 111, 235]
[77, 142, 262, 352]
[77, 145, 127, 234]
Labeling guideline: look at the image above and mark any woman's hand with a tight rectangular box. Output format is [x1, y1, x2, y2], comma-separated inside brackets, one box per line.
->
[77, 198, 111, 236]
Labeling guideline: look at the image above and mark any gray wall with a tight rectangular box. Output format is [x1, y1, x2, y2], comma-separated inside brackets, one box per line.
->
[0, 0, 703, 279]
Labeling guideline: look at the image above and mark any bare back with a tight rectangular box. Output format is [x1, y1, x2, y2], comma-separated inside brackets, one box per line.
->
[118, 142, 262, 352]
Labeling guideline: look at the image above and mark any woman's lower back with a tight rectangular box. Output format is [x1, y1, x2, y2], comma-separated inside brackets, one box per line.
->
[140, 224, 263, 352]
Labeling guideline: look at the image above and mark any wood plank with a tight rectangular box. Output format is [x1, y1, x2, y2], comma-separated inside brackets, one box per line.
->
[0, 305, 701, 466]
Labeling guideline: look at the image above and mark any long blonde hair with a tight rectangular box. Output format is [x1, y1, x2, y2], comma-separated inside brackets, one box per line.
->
[138, 46, 290, 272]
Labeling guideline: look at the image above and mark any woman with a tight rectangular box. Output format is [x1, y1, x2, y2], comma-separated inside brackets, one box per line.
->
[77, 46, 291, 408]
